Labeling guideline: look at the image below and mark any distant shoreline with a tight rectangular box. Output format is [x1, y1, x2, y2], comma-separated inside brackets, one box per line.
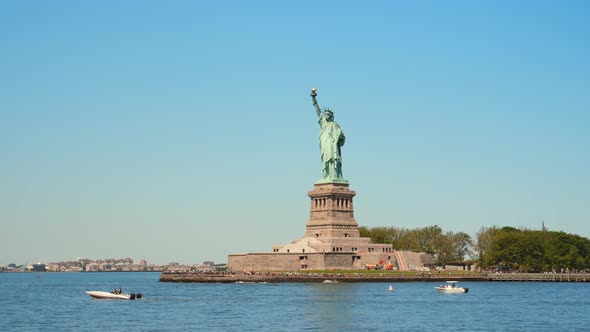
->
[160, 272, 590, 283]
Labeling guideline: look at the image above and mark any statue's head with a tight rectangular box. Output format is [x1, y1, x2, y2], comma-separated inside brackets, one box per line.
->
[324, 108, 334, 121]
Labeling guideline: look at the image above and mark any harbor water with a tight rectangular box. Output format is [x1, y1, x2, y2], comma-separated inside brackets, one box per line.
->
[1, 272, 588, 331]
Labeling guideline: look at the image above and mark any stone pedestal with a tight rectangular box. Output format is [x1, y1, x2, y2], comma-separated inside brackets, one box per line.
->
[226, 180, 432, 272]
[305, 182, 359, 239]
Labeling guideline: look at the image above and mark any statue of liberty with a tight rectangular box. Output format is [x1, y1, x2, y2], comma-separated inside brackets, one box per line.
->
[310, 88, 347, 183]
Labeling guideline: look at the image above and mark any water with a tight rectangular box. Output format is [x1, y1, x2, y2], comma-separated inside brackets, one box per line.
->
[1, 272, 588, 331]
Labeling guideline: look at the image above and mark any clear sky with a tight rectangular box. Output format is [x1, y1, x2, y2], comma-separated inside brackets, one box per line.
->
[1, 1, 589, 265]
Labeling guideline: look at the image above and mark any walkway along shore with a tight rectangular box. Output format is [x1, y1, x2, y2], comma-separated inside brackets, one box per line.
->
[159, 272, 590, 283]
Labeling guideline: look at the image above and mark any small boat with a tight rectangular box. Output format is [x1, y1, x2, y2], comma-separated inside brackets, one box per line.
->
[322, 280, 338, 283]
[434, 281, 468, 294]
[85, 290, 142, 300]
[388, 285, 394, 292]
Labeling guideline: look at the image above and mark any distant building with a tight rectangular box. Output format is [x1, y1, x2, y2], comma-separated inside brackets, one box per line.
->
[444, 262, 476, 271]
[119, 258, 133, 265]
[31, 263, 46, 272]
[77, 258, 93, 266]
[46, 263, 62, 272]
[86, 263, 99, 272]
[99, 263, 113, 271]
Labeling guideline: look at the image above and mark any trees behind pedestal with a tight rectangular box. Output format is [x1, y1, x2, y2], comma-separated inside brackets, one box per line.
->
[359, 225, 472, 266]
[360, 224, 590, 272]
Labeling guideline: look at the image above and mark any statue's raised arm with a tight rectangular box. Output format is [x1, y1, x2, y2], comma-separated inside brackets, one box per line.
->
[310, 88, 321, 118]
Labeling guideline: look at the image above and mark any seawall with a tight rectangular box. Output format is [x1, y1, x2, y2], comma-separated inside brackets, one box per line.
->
[160, 272, 590, 283]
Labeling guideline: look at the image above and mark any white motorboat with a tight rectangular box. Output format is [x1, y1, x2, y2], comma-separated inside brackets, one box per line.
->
[388, 285, 394, 292]
[434, 281, 468, 294]
[322, 280, 339, 283]
[85, 290, 142, 300]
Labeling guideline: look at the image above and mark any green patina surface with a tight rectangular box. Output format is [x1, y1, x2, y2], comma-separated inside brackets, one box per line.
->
[311, 88, 348, 184]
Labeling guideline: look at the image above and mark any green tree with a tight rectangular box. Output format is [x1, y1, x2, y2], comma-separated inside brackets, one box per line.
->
[358, 225, 370, 238]
[482, 228, 590, 272]
[360, 225, 474, 266]
[475, 226, 500, 268]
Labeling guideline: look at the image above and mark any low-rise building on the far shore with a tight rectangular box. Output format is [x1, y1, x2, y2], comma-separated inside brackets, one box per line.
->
[2, 257, 219, 273]
[35, 257, 167, 272]
[31, 263, 46, 272]
[86, 263, 99, 272]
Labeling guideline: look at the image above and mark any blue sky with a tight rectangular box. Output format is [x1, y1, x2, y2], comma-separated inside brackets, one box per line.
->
[1, 1, 589, 265]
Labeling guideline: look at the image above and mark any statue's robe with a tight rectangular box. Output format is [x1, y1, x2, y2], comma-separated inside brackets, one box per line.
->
[318, 114, 345, 167]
